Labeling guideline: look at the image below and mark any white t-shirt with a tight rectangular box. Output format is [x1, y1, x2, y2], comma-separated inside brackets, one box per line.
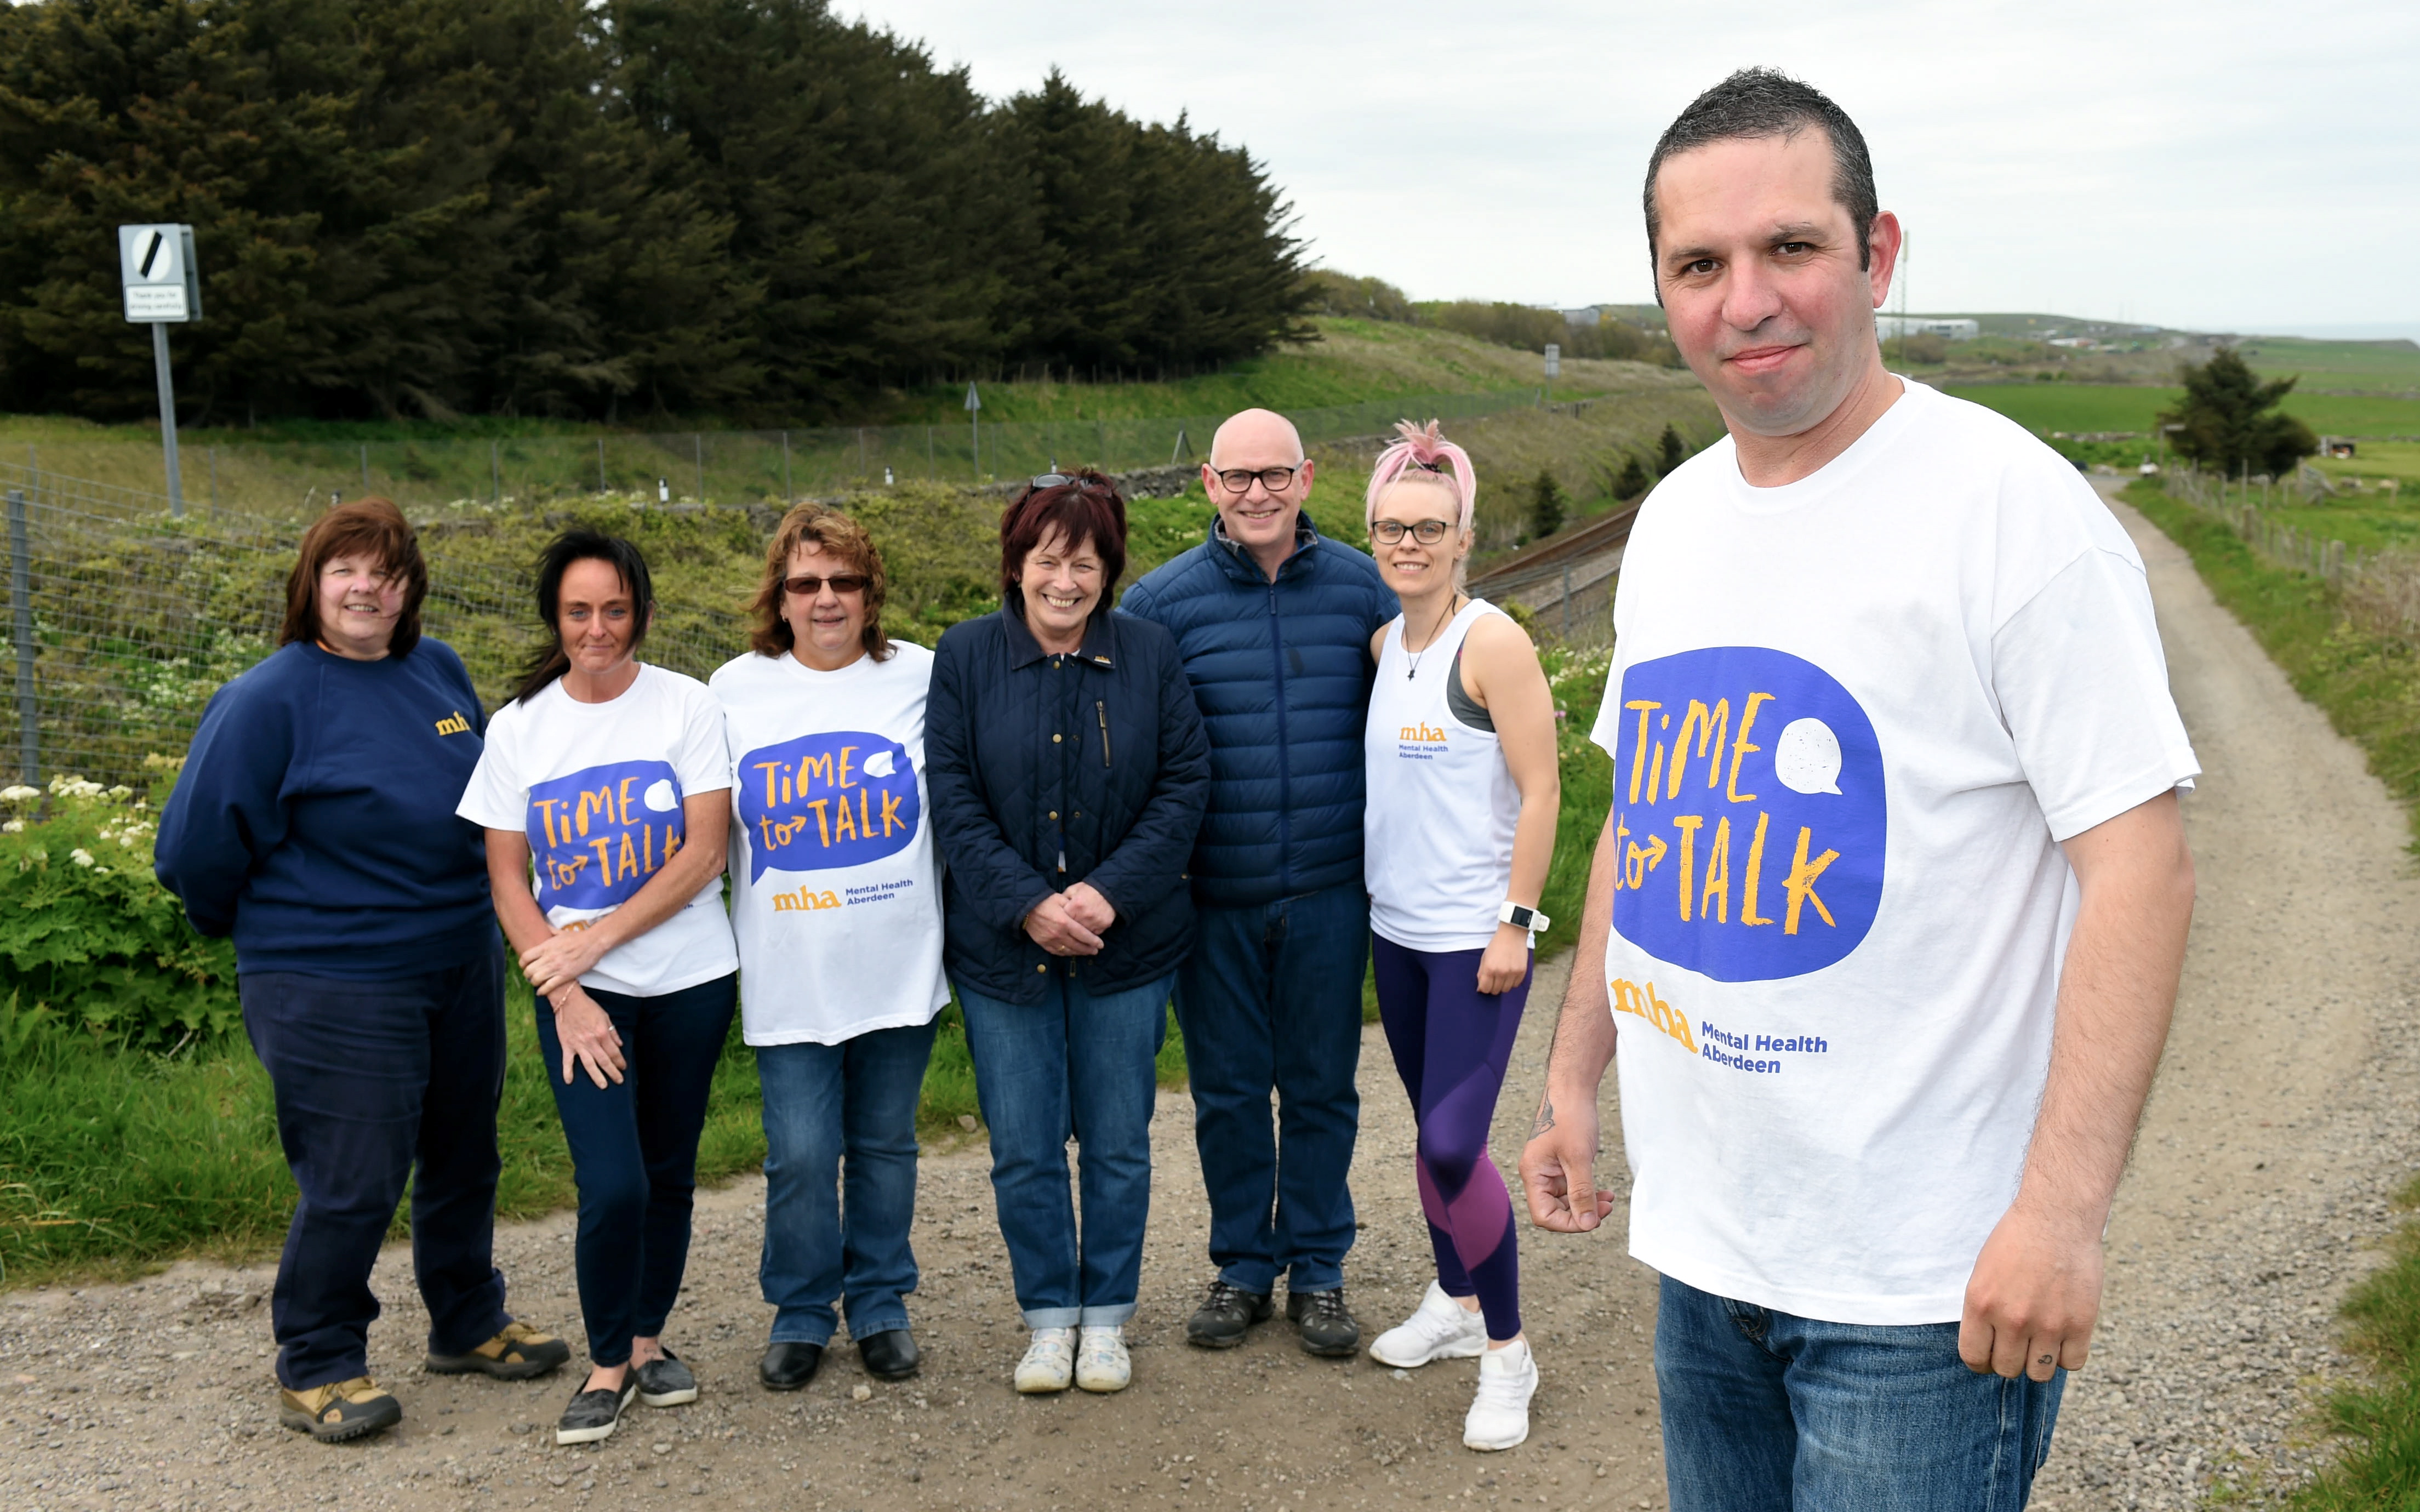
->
[709, 643, 949, 1047]
[1589, 380, 2199, 1326]
[458, 663, 738, 997]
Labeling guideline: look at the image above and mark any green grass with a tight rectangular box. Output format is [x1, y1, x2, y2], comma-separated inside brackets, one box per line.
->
[2126, 477, 2420, 1507]
[2235, 336, 2420, 396]
[1949, 385, 2420, 440]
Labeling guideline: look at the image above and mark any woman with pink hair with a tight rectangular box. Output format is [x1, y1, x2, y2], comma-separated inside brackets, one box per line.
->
[1359, 420, 1561, 1450]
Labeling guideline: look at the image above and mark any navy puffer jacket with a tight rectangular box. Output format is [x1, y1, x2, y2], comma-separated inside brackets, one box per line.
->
[1119, 516, 1397, 909]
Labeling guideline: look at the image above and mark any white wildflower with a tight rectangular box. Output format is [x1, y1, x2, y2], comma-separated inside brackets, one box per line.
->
[106, 785, 133, 801]
[1, 820, 21, 834]
[69, 848, 94, 867]
[0, 785, 37, 803]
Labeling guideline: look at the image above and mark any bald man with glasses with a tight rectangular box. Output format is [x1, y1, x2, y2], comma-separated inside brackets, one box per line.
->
[1121, 409, 1399, 1358]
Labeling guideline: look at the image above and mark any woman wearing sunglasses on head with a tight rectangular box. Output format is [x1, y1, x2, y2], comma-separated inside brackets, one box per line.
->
[1360, 421, 1560, 1451]
[710, 504, 950, 1396]
[924, 470, 1210, 1395]
[457, 530, 739, 1447]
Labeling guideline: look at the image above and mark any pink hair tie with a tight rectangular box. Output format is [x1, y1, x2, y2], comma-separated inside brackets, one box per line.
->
[1363, 419, 1476, 535]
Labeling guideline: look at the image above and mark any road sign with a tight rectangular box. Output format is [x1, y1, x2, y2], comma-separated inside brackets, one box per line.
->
[964, 383, 981, 412]
[1543, 343, 1561, 380]
[118, 224, 200, 324]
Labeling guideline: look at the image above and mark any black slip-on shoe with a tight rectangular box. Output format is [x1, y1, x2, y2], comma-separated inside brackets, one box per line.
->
[278, 1377, 402, 1443]
[425, 1320, 572, 1380]
[759, 1340, 824, 1391]
[857, 1327, 920, 1381]
[1287, 1286, 1362, 1357]
[555, 1378, 639, 1446]
[635, 1351, 698, 1407]
[1185, 1279, 1274, 1349]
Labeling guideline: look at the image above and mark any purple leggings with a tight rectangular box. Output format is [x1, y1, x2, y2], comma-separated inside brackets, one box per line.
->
[1372, 935, 1529, 1342]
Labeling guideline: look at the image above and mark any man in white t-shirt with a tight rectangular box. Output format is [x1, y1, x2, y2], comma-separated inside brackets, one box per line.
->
[1517, 69, 2198, 1509]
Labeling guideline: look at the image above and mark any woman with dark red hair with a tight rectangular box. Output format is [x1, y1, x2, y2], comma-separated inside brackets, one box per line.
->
[925, 470, 1211, 1396]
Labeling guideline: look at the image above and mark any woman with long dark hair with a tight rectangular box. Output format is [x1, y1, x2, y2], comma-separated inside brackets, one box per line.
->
[925, 471, 1210, 1395]
[157, 499, 570, 1444]
[457, 529, 737, 1446]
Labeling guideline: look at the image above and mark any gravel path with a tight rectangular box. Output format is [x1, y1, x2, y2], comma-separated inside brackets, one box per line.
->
[3, 486, 2412, 1511]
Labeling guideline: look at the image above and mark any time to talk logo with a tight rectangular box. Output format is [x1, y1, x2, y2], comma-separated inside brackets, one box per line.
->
[1608, 647, 1886, 983]
[737, 731, 921, 881]
[526, 759, 687, 911]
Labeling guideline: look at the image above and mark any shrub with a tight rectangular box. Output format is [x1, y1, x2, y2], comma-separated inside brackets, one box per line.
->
[0, 770, 239, 1050]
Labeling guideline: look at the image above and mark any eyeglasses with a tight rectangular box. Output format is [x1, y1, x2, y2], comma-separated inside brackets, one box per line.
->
[1026, 473, 1113, 494]
[783, 573, 869, 597]
[1370, 519, 1454, 545]
[1211, 465, 1301, 494]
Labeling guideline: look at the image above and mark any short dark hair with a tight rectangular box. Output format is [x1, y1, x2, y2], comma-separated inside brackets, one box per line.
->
[999, 471, 1128, 608]
[747, 503, 894, 663]
[512, 529, 656, 704]
[1643, 68, 1879, 278]
[279, 498, 429, 658]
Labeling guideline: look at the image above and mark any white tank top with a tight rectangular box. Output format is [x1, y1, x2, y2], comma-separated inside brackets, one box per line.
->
[1364, 597, 1523, 952]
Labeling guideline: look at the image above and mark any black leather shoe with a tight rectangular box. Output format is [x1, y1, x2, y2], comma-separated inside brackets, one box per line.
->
[1287, 1286, 1362, 1357]
[1186, 1279, 1274, 1348]
[857, 1327, 920, 1381]
[758, 1340, 823, 1391]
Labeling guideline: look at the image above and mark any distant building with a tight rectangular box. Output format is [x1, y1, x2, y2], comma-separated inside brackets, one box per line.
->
[1873, 316, 1979, 341]
[2323, 437, 2358, 459]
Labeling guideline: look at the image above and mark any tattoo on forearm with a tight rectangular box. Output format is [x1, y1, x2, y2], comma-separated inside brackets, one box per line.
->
[1532, 1094, 1556, 1139]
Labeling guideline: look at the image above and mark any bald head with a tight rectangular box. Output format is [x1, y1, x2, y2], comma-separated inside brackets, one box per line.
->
[1209, 408, 1305, 469]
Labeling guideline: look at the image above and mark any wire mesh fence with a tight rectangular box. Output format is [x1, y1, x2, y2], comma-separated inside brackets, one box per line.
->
[40, 387, 1549, 520]
[0, 462, 749, 790]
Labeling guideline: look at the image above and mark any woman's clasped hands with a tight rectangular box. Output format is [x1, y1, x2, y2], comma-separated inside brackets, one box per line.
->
[1022, 882, 1117, 957]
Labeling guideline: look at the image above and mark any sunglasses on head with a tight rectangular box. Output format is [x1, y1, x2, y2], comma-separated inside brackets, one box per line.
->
[783, 573, 869, 597]
[1025, 472, 1113, 495]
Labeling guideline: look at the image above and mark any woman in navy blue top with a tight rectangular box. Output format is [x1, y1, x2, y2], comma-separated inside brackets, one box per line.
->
[156, 500, 570, 1443]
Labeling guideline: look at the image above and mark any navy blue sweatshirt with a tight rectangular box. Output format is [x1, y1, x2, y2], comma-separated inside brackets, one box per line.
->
[155, 639, 497, 978]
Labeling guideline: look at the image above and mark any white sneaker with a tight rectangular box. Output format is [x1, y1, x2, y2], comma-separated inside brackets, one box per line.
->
[1369, 1281, 1488, 1367]
[1074, 1325, 1131, 1393]
[1014, 1327, 1074, 1394]
[1463, 1338, 1537, 1452]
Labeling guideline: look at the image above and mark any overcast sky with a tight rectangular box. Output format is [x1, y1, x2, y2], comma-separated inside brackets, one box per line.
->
[845, 0, 2417, 338]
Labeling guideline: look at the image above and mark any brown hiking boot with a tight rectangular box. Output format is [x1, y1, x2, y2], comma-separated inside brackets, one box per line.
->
[279, 1377, 402, 1442]
[424, 1319, 572, 1380]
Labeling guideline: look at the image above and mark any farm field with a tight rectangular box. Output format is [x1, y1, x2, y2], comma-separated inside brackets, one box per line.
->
[1946, 383, 2420, 439]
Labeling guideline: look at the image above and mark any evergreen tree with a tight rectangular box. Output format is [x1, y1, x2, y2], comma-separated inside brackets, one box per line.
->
[2157, 348, 2319, 478]
[1657, 422, 1688, 475]
[1528, 467, 1567, 541]
[1611, 452, 1650, 500]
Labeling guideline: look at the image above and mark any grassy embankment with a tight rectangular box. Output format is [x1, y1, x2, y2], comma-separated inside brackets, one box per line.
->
[0, 345, 1646, 1289]
[1948, 385, 2420, 491]
[2121, 480, 2420, 1506]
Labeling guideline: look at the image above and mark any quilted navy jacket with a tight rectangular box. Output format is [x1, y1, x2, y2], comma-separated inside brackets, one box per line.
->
[1118, 515, 1397, 909]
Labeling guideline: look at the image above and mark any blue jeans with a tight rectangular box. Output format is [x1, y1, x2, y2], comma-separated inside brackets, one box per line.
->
[239, 946, 513, 1390]
[1173, 882, 1368, 1294]
[957, 972, 1171, 1327]
[755, 1019, 940, 1346]
[1656, 1274, 2064, 1511]
[535, 974, 737, 1366]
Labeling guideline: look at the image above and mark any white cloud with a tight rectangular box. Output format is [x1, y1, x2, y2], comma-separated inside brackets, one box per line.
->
[847, 0, 2419, 330]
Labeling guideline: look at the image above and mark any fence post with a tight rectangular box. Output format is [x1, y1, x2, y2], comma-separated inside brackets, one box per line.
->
[490, 439, 501, 504]
[1561, 566, 1572, 639]
[209, 446, 219, 516]
[8, 489, 35, 789]
[598, 437, 607, 494]
[783, 431, 793, 501]
[694, 433, 705, 502]
[359, 442, 370, 494]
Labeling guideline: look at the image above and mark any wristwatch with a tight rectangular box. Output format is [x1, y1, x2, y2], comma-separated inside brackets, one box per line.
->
[1499, 901, 1550, 933]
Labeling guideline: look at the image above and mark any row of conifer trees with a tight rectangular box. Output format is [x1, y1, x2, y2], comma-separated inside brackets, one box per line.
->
[0, 0, 1311, 424]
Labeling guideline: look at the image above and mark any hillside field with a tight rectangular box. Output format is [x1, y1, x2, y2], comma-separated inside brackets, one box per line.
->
[1946, 384, 2420, 440]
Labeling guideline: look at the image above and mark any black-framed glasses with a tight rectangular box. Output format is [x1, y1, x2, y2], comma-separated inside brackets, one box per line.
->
[1212, 465, 1300, 494]
[1370, 519, 1453, 545]
[783, 573, 870, 597]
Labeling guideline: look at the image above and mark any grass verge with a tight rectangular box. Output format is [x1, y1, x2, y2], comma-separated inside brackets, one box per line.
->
[2125, 479, 2420, 1505]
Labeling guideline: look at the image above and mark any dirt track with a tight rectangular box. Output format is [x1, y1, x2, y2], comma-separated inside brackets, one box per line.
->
[5, 487, 2419, 1511]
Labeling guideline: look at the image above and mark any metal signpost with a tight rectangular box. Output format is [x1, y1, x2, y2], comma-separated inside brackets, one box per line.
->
[1543, 343, 1560, 406]
[965, 382, 982, 480]
[117, 224, 201, 518]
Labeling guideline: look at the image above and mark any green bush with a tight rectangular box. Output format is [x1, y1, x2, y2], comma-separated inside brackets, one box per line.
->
[0, 769, 239, 1050]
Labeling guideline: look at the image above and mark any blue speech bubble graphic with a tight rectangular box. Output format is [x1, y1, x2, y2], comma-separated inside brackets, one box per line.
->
[1608, 647, 1886, 982]
[526, 758, 688, 911]
[735, 731, 921, 881]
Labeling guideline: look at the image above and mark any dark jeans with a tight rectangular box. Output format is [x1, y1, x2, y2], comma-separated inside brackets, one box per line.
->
[240, 946, 513, 1391]
[535, 973, 738, 1366]
[1656, 1274, 2064, 1511]
[1172, 881, 1368, 1294]
[957, 972, 1171, 1327]
[755, 1019, 939, 1346]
